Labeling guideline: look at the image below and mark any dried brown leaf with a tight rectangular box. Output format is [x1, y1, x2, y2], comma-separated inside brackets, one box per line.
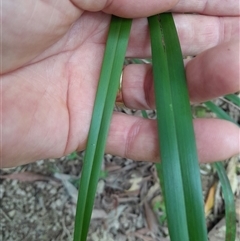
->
[146, 182, 161, 202]
[227, 156, 238, 194]
[144, 201, 159, 235]
[54, 173, 78, 204]
[126, 175, 142, 192]
[205, 182, 217, 216]
[91, 209, 108, 220]
[130, 232, 155, 241]
[0, 172, 52, 182]
[105, 164, 122, 172]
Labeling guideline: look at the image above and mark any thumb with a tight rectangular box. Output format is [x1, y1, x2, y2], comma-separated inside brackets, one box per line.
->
[71, 0, 178, 18]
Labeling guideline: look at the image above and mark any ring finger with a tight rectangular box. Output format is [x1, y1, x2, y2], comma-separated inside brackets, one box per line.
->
[122, 39, 240, 109]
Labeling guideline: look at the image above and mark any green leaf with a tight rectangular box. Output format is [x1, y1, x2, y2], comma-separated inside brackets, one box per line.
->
[224, 94, 240, 107]
[214, 162, 236, 241]
[141, 110, 148, 119]
[67, 151, 79, 160]
[206, 99, 237, 241]
[73, 16, 132, 241]
[204, 101, 237, 125]
[148, 13, 208, 241]
[148, 14, 189, 241]
[159, 13, 208, 241]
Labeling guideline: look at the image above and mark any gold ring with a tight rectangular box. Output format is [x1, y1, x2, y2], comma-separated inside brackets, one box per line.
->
[115, 73, 125, 108]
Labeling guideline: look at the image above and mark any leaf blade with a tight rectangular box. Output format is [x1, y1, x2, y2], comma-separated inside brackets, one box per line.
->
[214, 162, 236, 241]
[159, 13, 208, 241]
[73, 16, 132, 241]
[148, 14, 190, 241]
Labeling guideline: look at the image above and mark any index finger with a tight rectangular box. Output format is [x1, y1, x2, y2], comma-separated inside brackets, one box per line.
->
[73, 0, 239, 17]
[72, 0, 178, 18]
[172, 0, 240, 16]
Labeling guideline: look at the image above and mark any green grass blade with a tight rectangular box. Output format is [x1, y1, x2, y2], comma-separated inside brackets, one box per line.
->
[206, 99, 238, 241]
[204, 101, 237, 125]
[214, 162, 236, 241]
[158, 13, 208, 241]
[73, 16, 132, 241]
[132, 58, 144, 64]
[141, 110, 148, 119]
[148, 15, 190, 241]
[82, 19, 132, 238]
[224, 94, 240, 107]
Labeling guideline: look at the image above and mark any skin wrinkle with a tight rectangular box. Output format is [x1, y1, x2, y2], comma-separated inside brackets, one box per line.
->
[144, 66, 154, 110]
[173, 15, 239, 56]
[222, 17, 239, 43]
[197, 17, 218, 51]
[42, 0, 82, 20]
[28, 14, 108, 66]
[27, 67, 46, 82]
[60, 50, 85, 156]
[47, 0, 58, 32]
[26, 1, 38, 27]
[104, 1, 141, 16]
[81, 13, 109, 45]
[201, 0, 209, 14]
[173, 0, 240, 16]
[74, 0, 179, 18]
[103, 0, 116, 13]
[42, 52, 73, 156]
[124, 119, 143, 159]
[71, 0, 109, 12]
[60, 46, 103, 155]
[1, 0, 81, 74]
[6, 15, 239, 74]
[63, 62, 71, 156]
[218, 17, 225, 44]
[5, 57, 70, 163]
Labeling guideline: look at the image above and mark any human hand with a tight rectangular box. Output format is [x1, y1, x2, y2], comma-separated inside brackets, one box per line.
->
[1, 0, 239, 167]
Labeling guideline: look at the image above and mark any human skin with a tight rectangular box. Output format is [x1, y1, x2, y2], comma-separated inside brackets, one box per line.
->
[1, 0, 240, 167]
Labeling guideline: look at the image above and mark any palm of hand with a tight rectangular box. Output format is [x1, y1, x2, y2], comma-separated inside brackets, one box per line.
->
[3, 5, 113, 165]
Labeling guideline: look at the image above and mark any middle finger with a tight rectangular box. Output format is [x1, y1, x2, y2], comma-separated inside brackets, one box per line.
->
[127, 14, 239, 57]
[123, 39, 240, 109]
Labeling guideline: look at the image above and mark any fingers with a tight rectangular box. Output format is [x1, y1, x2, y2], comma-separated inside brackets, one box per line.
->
[127, 15, 240, 57]
[72, 0, 240, 17]
[186, 39, 240, 103]
[106, 113, 240, 163]
[174, 15, 240, 56]
[3, 0, 239, 74]
[18, 14, 239, 72]
[122, 64, 155, 110]
[122, 39, 240, 109]
[172, 0, 240, 16]
[71, 0, 178, 18]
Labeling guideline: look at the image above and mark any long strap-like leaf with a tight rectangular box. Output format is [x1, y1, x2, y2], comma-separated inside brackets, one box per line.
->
[214, 162, 236, 241]
[225, 94, 240, 107]
[205, 101, 237, 241]
[148, 14, 190, 241]
[73, 16, 132, 241]
[159, 13, 208, 241]
[148, 13, 208, 241]
[205, 101, 238, 125]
